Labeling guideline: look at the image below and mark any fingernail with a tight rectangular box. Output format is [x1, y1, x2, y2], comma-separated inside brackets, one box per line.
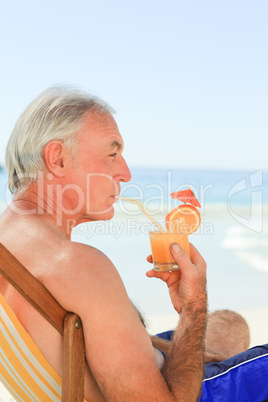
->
[171, 243, 180, 253]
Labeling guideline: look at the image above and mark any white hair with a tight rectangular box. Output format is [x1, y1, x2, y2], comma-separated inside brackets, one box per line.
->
[5, 85, 114, 194]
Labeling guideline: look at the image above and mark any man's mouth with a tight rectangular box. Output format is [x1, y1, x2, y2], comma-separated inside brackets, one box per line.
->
[110, 195, 118, 203]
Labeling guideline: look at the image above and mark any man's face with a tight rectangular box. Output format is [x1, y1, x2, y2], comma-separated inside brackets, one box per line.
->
[67, 112, 131, 223]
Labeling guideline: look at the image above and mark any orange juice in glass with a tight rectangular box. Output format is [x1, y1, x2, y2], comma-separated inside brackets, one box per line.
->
[149, 229, 190, 271]
[116, 189, 201, 272]
[150, 195, 201, 271]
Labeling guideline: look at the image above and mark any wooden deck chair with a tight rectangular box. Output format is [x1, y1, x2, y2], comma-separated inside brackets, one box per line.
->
[0, 243, 86, 402]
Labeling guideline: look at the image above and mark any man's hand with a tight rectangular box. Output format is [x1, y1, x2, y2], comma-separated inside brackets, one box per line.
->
[146, 242, 207, 314]
[147, 243, 207, 400]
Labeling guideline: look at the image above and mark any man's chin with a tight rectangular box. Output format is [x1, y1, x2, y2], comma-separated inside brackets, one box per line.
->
[94, 205, 115, 221]
[76, 207, 115, 225]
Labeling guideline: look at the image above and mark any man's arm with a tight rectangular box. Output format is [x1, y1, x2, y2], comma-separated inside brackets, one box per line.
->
[162, 306, 206, 400]
[49, 242, 206, 401]
[151, 336, 171, 355]
[147, 243, 207, 400]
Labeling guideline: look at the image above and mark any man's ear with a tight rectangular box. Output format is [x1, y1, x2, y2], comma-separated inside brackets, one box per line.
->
[43, 141, 67, 177]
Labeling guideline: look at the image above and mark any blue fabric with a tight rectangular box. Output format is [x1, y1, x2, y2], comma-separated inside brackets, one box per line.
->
[156, 331, 268, 401]
[201, 344, 268, 401]
[156, 330, 174, 341]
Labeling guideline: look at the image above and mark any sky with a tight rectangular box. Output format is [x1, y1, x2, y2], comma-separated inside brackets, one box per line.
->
[0, 0, 267, 171]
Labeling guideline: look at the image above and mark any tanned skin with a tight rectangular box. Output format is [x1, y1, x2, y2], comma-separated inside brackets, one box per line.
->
[0, 112, 207, 401]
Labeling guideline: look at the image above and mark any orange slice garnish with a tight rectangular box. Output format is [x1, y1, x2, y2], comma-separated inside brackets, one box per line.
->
[165, 204, 201, 234]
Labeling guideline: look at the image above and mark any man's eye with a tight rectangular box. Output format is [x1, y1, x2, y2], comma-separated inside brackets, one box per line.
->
[110, 153, 117, 157]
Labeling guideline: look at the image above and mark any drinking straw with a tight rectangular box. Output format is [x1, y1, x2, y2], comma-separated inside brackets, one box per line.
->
[116, 196, 164, 232]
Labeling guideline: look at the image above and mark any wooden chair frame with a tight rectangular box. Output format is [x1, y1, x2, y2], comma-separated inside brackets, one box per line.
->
[0, 243, 85, 402]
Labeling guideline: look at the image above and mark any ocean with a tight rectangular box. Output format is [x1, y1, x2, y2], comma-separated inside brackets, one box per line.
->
[1, 166, 267, 317]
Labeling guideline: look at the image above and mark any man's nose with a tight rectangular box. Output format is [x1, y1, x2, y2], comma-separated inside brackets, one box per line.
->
[114, 156, 132, 183]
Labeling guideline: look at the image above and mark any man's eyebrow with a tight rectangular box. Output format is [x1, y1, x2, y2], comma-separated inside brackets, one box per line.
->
[110, 140, 123, 150]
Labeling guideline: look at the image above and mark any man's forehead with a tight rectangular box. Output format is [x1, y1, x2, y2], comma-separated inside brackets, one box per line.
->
[80, 112, 124, 146]
[83, 112, 118, 130]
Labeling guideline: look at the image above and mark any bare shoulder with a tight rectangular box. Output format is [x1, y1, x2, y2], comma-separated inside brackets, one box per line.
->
[52, 240, 112, 272]
[57, 240, 120, 280]
[41, 240, 126, 313]
[35, 239, 171, 400]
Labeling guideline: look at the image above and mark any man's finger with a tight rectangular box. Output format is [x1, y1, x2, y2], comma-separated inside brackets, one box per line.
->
[189, 243, 207, 270]
[169, 243, 192, 265]
[146, 269, 172, 282]
[146, 255, 153, 263]
[169, 242, 197, 281]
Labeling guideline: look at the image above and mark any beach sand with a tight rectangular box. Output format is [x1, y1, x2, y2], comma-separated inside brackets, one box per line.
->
[239, 308, 268, 348]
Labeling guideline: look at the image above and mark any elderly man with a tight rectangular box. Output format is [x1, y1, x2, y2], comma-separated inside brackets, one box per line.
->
[0, 86, 207, 401]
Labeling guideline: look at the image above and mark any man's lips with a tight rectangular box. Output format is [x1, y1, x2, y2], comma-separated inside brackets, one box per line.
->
[110, 195, 118, 203]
